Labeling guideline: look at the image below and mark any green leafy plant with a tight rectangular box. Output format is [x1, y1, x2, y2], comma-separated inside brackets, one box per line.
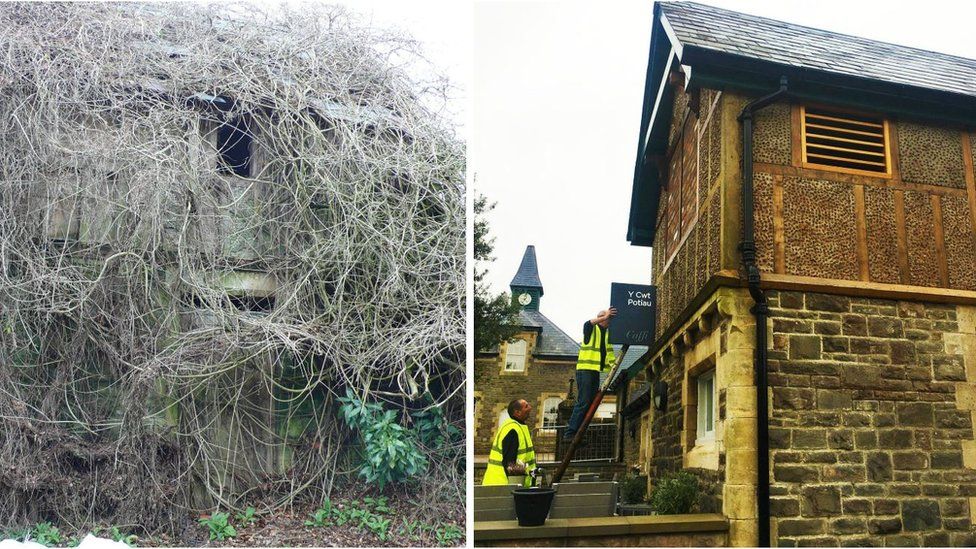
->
[363, 496, 392, 515]
[349, 505, 368, 526]
[2, 528, 29, 542]
[305, 500, 333, 527]
[304, 496, 400, 542]
[363, 513, 392, 541]
[435, 523, 463, 547]
[198, 512, 237, 541]
[31, 522, 62, 547]
[109, 526, 138, 546]
[399, 519, 426, 542]
[339, 389, 428, 489]
[649, 471, 700, 515]
[235, 506, 258, 527]
[412, 405, 461, 449]
[333, 507, 351, 526]
[619, 473, 648, 504]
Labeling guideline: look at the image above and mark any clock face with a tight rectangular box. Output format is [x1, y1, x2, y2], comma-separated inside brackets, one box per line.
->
[518, 292, 532, 305]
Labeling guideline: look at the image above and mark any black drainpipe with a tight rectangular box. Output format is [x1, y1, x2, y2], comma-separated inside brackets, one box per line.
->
[738, 76, 789, 548]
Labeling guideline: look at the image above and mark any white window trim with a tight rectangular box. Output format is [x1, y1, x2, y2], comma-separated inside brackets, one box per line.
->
[594, 401, 617, 420]
[540, 396, 562, 433]
[503, 339, 527, 372]
[696, 370, 715, 446]
[497, 409, 510, 428]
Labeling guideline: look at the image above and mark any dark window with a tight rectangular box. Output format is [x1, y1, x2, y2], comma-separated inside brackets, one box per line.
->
[217, 117, 252, 177]
[228, 294, 275, 313]
[183, 292, 275, 313]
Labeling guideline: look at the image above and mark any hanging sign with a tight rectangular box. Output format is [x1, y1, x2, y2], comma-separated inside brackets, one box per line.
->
[608, 282, 656, 346]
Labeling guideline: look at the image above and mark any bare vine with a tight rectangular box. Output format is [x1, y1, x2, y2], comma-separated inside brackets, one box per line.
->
[0, 2, 464, 534]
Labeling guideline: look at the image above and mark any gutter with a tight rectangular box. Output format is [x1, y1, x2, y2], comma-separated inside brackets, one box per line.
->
[738, 75, 789, 549]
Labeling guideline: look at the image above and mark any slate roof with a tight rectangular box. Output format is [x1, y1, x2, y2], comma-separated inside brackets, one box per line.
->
[510, 245, 543, 290]
[616, 344, 649, 379]
[628, 2, 976, 248]
[660, 2, 976, 99]
[520, 309, 579, 358]
[600, 344, 649, 386]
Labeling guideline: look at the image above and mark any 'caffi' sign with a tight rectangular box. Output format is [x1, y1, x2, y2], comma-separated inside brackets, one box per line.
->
[608, 283, 657, 346]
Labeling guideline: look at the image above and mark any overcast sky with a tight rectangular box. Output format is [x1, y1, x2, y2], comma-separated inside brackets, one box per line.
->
[327, 0, 472, 134]
[474, 0, 976, 342]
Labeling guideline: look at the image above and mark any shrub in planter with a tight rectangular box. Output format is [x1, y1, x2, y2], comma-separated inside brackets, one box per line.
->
[619, 474, 648, 504]
[649, 471, 699, 514]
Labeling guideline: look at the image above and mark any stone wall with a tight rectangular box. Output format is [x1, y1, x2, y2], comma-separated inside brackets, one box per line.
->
[474, 332, 577, 456]
[474, 513, 729, 547]
[622, 412, 643, 470]
[767, 290, 976, 546]
[637, 288, 759, 546]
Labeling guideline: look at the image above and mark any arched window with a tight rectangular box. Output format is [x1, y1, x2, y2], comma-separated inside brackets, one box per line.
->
[541, 397, 561, 432]
[504, 339, 527, 372]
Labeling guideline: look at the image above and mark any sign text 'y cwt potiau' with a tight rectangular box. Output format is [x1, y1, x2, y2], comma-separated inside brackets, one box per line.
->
[608, 283, 656, 346]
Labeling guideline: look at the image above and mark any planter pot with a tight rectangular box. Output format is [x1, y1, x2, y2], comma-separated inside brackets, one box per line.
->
[512, 488, 556, 527]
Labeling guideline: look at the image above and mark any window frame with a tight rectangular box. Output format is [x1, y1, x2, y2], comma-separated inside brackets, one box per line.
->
[594, 400, 617, 420]
[798, 104, 893, 179]
[695, 370, 716, 446]
[539, 396, 562, 433]
[503, 338, 527, 373]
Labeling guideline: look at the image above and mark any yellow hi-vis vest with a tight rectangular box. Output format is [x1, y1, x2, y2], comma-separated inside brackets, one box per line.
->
[482, 418, 536, 487]
[577, 324, 615, 371]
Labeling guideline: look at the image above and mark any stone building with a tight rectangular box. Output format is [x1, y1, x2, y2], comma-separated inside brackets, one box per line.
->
[625, 2, 976, 547]
[0, 3, 465, 532]
[475, 245, 628, 473]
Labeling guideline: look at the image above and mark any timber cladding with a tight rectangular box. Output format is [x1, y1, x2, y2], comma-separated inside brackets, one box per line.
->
[652, 85, 724, 340]
[751, 102, 976, 292]
[766, 290, 976, 547]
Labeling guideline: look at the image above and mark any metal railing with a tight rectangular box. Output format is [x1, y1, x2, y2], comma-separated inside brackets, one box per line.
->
[533, 423, 618, 463]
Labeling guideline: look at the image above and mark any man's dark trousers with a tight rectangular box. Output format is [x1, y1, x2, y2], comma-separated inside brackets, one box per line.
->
[564, 369, 600, 439]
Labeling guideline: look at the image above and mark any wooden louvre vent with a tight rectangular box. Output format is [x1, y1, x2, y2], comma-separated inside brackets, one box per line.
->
[801, 106, 890, 175]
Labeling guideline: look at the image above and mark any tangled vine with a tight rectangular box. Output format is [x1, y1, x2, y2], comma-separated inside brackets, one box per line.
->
[0, 2, 464, 534]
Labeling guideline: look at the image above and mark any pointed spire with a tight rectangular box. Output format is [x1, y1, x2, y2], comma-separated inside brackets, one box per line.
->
[510, 245, 543, 292]
[510, 245, 544, 311]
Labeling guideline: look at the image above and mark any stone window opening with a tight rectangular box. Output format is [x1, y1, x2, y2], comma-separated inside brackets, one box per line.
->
[540, 396, 561, 433]
[217, 115, 254, 177]
[682, 355, 717, 454]
[227, 293, 275, 313]
[695, 369, 716, 446]
[182, 270, 278, 317]
[503, 339, 527, 372]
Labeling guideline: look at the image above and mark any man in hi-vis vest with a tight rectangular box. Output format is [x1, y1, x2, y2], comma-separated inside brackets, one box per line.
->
[563, 307, 617, 442]
[482, 399, 537, 487]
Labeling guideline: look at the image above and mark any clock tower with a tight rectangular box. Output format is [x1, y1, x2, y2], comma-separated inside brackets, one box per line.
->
[510, 245, 544, 312]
